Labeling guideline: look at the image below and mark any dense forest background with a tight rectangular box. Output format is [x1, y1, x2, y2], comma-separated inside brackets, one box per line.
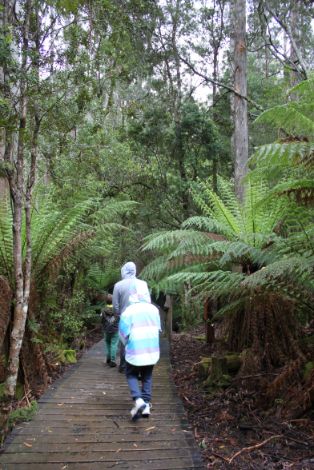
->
[0, 0, 313, 438]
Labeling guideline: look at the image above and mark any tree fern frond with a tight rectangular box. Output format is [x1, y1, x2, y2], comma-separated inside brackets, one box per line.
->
[289, 77, 314, 98]
[219, 241, 269, 268]
[255, 105, 314, 137]
[169, 238, 230, 259]
[192, 181, 242, 234]
[32, 198, 96, 274]
[142, 230, 209, 253]
[0, 196, 13, 282]
[158, 270, 244, 299]
[241, 256, 314, 306]
[250, 142, 314, 168]
[91, 200, 139, 222]
[216, 177, 242, 220]
[181, 216, 231, 239]
[40, 230, 95, 280]
[269, 178, 314, 205]
[141, 255, 178, 281]
[85, 263, 118, 290]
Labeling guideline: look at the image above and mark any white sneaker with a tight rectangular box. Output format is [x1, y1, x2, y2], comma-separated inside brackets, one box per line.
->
[130, 398, 145, 420]
[142, 402, 151, 417]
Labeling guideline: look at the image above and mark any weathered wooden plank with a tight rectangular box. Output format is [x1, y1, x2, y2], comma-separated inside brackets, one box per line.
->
[0, 447, 193, 463]
[0, 339, 204, 469]
[10, 431, 194, 444]
[14, 422, 188, 430]
[38, 401, 181, 407]
[33, 409, 186, 417]
[0, 461, 204, 470]
[4, 440, 191, 453]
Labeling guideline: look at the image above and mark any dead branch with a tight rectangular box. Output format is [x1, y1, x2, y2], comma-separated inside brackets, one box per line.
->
[228, 434, 282, 464]
[210, 451, 230, 463]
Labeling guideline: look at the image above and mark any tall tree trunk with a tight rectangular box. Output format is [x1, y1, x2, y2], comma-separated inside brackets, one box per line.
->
[232, 0, 248, 202]
[171, 0, 189, 217]
[289, 0, 302, 87]
[5, 0, 32, 399]
[212, 49, 219, 193]
[0, 0, 12, 197]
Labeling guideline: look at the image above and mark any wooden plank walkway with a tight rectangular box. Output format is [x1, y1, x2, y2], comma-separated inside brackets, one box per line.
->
[0, 338, 204, 469]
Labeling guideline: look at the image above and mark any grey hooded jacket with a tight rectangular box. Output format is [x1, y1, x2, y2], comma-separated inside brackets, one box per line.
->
[112, 262, 151, 316]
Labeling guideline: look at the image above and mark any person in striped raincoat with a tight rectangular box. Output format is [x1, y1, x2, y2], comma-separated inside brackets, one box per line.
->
[119, 281, 161, 420]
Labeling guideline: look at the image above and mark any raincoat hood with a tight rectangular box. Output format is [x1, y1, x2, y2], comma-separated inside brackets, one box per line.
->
[129, 281, 151, 304]
[121, 262, 136, 279]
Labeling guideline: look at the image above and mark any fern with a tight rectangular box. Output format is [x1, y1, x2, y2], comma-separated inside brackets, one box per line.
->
[256, 105, 314, 137]
[0, 196, 13, 283]
[142, 173, 314, 326]
[250, 78, 314, 205]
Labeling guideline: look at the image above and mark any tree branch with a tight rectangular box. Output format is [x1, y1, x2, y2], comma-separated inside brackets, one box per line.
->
[179, 55, 264, 111]
[264, 5, 308, 79]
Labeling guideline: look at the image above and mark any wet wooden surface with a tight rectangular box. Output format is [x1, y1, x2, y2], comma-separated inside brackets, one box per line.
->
[0, 338, 204, 469]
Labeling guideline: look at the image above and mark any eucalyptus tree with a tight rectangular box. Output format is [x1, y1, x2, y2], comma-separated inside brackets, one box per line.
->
[255, 0, 313, 83]
[1, 0, 46, 399]
[230, 0, 248, 201]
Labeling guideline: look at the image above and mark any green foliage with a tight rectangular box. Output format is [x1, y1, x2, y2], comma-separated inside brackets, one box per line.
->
[303, 362, 314, 381]
[142, 173, 314, 323]
[250, 77, 314, 204]
[57, 349, 77, 364]
[255, 78, 314, 138]
[49, 305, 84, 343]
[8, 401, 38, 428]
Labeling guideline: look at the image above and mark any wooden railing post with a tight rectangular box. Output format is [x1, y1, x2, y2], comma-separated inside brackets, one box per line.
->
[164, 295, 173, 342]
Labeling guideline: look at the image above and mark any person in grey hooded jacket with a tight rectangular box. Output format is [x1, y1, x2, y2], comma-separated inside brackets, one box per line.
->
[112, 261, 151, 372]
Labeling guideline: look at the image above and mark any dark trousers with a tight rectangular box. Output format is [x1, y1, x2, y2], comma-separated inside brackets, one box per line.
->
[125, 362, 154, 403]
[119, 341, 126, 370]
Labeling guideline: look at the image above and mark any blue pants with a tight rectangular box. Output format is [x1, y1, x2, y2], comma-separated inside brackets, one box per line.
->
[104, 332, 119, 361]
[125, 362, 154, 403]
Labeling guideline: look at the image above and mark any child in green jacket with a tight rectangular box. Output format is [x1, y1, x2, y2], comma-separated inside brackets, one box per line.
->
[101, 294, 119, 367]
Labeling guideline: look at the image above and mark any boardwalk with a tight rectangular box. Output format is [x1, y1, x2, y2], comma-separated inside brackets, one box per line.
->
[0, 338, 204, 469]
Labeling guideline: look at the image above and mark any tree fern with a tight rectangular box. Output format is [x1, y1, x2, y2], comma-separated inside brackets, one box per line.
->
[250, 77, 314, 205]
[142, 173, 314, 326]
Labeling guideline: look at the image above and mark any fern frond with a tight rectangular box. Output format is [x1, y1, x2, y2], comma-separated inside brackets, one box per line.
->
[0, 196, 13, 282]
[241, 256, 314, 307]
[142, 230, 209, 253]
[216, 177, 242, 220]
[91, 200, 139, 222]
[255, 105, 314, 137]
[269, 178, 314, 205]
[192, 181, 242, 234]
[219, 241, 270, 267]
[181, 216, 231, 239]
[159, 270, 244, 299]
[250, 142, 314, 168]
[141, 255, 177, 281]
[289, 77, 314, 98]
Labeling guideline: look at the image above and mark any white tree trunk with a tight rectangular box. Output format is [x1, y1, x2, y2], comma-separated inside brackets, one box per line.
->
[232, 0, 248, 202]
[5, 0, 32, 399]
